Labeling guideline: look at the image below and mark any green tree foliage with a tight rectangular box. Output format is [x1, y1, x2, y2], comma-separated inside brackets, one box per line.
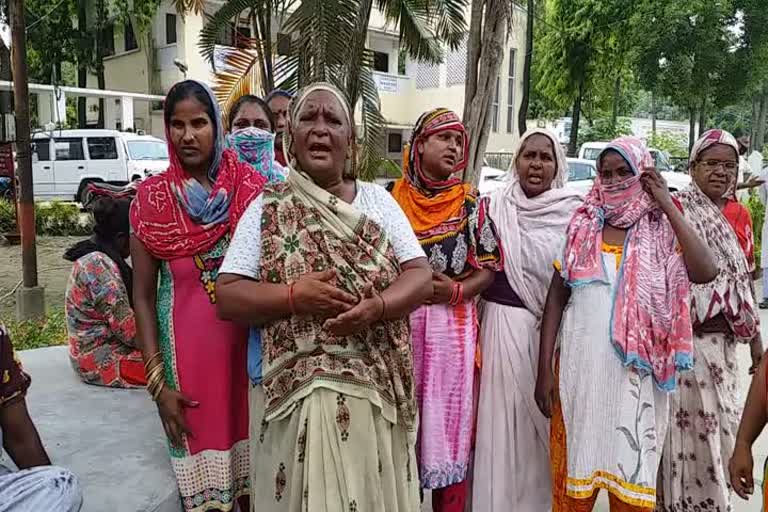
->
[24, 0, 75, 84]
[578, 117, 632, 148]
[646, 131, 688, 158]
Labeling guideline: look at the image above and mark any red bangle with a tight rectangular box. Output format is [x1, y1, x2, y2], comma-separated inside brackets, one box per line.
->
[288, 282, 297, 315]
[449, 282, 459, 305]
[456, 283, 464, 304]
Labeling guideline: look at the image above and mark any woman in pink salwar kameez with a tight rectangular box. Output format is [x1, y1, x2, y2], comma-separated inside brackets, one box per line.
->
[130, 80, 266, 512]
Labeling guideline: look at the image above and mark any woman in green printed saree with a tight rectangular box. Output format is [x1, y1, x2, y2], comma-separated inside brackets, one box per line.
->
[216, 83, 432, 512]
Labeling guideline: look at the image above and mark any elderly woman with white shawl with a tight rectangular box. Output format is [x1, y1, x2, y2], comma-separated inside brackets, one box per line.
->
[472, 129, 583, 511]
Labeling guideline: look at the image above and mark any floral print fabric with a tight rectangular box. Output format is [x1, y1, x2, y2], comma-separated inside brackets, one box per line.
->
[248, 386, 419, 512]
[65, 252, 145, 388]
[657, 331, 741, 511]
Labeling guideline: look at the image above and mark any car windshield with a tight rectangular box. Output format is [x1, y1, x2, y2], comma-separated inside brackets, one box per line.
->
[582, 148, 603, 161]
[568, 162, 594, 181]
[128, 141, 168, 160]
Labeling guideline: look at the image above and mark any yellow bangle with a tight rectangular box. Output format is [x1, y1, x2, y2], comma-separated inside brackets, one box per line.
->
[144, 352, 162, 371]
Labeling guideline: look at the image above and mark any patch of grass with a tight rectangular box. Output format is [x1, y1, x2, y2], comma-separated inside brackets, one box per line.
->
[5, 312, 68, 351]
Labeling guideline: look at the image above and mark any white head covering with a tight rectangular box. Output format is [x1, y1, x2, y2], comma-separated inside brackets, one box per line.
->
[490, 128, 583, 316]
[508, 128, 570, 190]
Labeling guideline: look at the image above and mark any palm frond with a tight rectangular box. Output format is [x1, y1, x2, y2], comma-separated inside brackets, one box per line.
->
[429, 0, 469, 49]
[198, 0, 257, 66]
[377, 0, 443, 64]
[283, 0, 359, 85]
[171, 0, 205, 16]
[210, 48, 265, 126]
[357, 66, 387, 180]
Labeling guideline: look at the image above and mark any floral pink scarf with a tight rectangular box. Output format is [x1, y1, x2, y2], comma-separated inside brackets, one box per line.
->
[562, 136, 692, 391]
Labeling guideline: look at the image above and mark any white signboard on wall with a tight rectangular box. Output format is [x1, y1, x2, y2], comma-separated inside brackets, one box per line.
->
[374, 74, 398, 94]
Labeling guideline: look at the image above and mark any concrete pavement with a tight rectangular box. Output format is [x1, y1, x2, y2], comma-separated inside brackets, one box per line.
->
[15, 309, 768, 511]
[18, 346, 181, 512]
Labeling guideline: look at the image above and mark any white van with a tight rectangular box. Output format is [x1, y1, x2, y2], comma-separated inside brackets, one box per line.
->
[31, 129, 169, 202]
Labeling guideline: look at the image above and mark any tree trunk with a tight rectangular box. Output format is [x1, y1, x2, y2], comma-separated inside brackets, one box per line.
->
[463, 0, 508, 185]
[567, 83, 583, 157]
[517, 0, 533, 136]
[77, 0, 88, 129]
[611, 75, 620, 134]
[463, 0, 485, 118]
[756, 90, 768, 154]
[751, 94, 761, 153]
[95, 0, 106, 129]
[688, 107, 696, 153]
[10, 0, 40, 294]
[651, 90, 656, 136]
[255, 6, 274, 92]
[698, 97, 706, 138]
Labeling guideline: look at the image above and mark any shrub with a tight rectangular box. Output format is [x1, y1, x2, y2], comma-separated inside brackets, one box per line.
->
[6, 311, 68, 351]
[0, 199, 92, 236]
[0, 197, 14, 233]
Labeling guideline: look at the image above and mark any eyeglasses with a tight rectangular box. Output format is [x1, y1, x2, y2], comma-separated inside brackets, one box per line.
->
[697, 159, 738, 172]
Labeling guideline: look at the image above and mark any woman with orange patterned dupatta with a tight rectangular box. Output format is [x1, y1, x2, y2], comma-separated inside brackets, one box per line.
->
[390, 108, 503, 512]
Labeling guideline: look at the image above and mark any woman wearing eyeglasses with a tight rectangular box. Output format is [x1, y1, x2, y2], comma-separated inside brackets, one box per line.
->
[657, 129, 763, 511]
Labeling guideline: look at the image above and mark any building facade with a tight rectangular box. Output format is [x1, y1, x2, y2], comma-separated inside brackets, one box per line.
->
[85, 1, 527, 163]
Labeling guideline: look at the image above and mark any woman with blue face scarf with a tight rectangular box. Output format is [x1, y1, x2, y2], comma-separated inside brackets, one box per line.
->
[224, 95, 290, 391]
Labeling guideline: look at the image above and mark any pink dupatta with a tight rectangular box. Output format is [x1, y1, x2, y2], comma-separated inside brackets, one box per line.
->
[562, 136, 692, 391]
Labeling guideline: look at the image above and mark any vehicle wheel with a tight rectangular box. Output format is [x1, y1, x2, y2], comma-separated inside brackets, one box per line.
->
[75, 179, 103, 204]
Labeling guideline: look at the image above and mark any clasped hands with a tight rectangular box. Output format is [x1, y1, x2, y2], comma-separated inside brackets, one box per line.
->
[292, 269, 384, 337]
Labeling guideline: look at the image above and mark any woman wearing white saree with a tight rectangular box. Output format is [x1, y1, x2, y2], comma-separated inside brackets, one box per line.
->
[472, 129, 583, 510]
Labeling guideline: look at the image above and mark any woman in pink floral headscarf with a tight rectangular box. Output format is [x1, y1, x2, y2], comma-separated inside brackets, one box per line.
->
[657, 129, 763, 512]
[535, 136, 716, 511]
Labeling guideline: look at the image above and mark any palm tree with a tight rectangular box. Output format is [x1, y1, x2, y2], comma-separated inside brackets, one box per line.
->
[189, 0, 468, 177]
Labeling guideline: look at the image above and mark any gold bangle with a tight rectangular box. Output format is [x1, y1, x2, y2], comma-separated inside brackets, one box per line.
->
[144, 352, 162, 371]
[151, 380, 166, 401]
[145, 364, 165, 398]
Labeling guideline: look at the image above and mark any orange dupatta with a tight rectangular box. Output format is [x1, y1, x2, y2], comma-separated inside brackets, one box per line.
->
[391, 178, 471, 234]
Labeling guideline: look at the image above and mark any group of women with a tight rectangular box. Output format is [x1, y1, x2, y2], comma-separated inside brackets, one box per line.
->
[62, 75, 767, 512]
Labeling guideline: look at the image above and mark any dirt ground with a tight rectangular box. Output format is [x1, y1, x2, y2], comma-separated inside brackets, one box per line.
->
[0, 237, 81, 319]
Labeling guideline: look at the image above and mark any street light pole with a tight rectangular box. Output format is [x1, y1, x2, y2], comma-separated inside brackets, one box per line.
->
[9, 0, 44, 320]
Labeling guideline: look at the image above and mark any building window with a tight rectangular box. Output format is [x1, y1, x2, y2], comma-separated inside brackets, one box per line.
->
[388, 132, 403, 154]
[491, 76, 500, 132]
[506, 48, 517, 133]
[446, 36, 467, 86]
[166, 14, 177, 44]
[124, 21, 138, 51]
[215, 23, 234, 46]
[398, 47, 406, 75]
[277, 33, 291, 56]
[103, 25, 115, 56]
[373, 52, 389, 73]
[235, 25, 252, 48]
[416, 61, 440, 90]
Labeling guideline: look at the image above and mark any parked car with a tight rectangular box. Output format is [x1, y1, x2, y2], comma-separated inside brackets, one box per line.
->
[577, 141, 690, 192]
[478, 166, 508, 196]
[565, 158, 597, 194]
[31, 129, 169, 202]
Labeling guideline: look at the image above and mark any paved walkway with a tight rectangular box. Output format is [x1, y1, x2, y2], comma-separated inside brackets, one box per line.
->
[16, 308, 768, 511]
[19, 346, 181, 512]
